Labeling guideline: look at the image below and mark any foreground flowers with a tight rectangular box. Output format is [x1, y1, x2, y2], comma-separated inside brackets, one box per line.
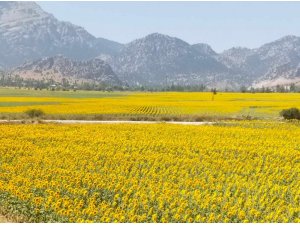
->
[0, 122, 299, 222]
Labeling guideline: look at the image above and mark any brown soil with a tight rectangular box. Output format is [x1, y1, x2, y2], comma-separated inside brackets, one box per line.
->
[0, 215, 9, 223]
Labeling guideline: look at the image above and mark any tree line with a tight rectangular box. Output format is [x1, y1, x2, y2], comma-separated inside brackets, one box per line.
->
[1, 72, 300, 92]
[240, 83, 300, 93]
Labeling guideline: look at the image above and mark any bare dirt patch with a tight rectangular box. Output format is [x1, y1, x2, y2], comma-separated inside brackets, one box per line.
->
[0, 215, 9, 223]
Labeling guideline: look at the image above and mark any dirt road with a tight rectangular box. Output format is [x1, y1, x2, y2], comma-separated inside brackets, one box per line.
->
[0, 120, 215, 125]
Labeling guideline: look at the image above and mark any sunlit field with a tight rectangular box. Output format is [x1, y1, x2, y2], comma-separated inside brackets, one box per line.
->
[1, 88, 300, 222]
[0, 122, 299, 222]
[1, 88, 300, 120]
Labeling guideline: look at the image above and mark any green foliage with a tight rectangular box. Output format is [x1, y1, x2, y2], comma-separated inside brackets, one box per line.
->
[25, 109, 45, 118]
[280, 108, 300, 120]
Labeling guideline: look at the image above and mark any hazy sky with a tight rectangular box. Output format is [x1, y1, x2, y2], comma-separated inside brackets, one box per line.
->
[38, 1, 300, 52]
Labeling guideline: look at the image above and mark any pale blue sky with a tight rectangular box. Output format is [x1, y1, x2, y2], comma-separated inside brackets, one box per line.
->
[38, 1, 300, 52]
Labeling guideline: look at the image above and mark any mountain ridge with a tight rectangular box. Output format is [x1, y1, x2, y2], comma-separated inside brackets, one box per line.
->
[0, 1, 123, 68]
[2, 2, 300, 89]
[111, 32, 237, 87]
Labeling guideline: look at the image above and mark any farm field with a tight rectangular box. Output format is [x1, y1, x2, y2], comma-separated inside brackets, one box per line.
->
[0, 122, 299, 222]
[1, 88, 300, 120]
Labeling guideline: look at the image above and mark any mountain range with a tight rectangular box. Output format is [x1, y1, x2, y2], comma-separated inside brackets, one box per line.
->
[1, 1, 300, 89]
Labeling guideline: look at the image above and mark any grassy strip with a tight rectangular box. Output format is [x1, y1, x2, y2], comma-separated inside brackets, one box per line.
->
[0, 88, 128, 98]
[0, 112, 261, 122]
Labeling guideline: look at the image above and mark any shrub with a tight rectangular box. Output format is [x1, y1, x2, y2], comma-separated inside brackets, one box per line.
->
[280, 108, 300, 120]
[25, 109, 45, 118]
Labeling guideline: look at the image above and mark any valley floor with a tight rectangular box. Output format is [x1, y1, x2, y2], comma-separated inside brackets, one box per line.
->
[0, 88, 300, 121]
[0, 88, 300, 222]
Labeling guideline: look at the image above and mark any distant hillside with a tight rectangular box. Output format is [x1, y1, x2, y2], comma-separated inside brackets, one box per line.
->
[219, 35, 300, 88]
[111, 33, 240, 88]
[0, 2, 123, 68]
[10, 55, 122, 86]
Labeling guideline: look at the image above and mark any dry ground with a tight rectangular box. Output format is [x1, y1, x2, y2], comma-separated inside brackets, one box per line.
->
[0, 119, 215, 125]
[0, 215, 9, 223]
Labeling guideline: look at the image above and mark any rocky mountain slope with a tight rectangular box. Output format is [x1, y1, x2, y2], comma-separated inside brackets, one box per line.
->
[0, 1, 123, 68]
[111, 33, 300, 88]
[252, 36, 300, 87]
[219, 35, 300, 88]
[111, 33, 241, 88]
[10, 55, 122, 86]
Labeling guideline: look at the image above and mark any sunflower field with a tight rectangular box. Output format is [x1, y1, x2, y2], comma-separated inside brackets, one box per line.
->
[0, 122, 299, 222]
[1, 88, 300, 119]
